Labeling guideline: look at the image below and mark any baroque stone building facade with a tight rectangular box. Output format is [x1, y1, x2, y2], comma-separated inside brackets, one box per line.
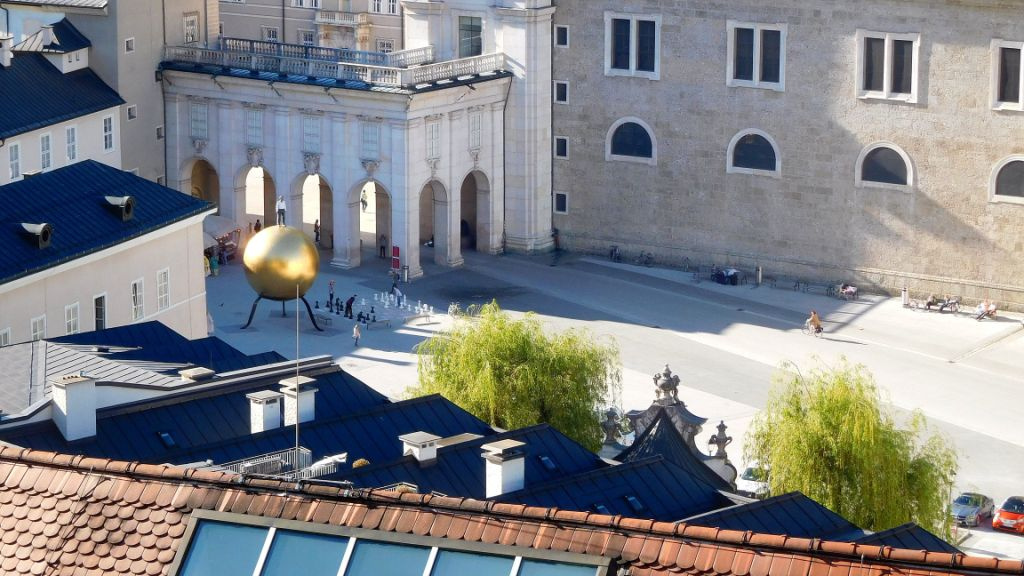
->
[551, 0, 1024, 305]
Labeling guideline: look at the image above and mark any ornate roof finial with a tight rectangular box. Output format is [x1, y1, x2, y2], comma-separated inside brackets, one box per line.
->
[709, 420, 732, 458]
[653, 364, 680, 405]
[601, 408, 620, 444]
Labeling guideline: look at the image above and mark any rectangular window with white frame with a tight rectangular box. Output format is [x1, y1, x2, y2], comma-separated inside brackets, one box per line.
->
[555, 25, 569, 47]
[727, 21, 785, 91]
[299, 29, 315, 46]
[554, 192, 568, 214]
[9, 142, 20, 180]
[0, 328, 10, 348]
[605, 12, 661, 80]
[458, 16, 483, 58]
[291, 0, 321, 6]
[376, 38, 394, 53]
[371, 0, 382, 13]
[302, 115, 320, 154]
[993, 39, 1024, 110]
[554, 136, 568, 159]
[94, 294, 106, 331]
[856, 30, 920, 103]
[468, 112, 481, 150]
[103, 116, 114, 151]
[183, 12, 199, 44]
[124, 37, 135, 53]
[361, 121, 380, 160]
[40, 134, 51, 170]
[387, 0, 398, 14]
[190, 102, 209, 140]
[246, 108, 263, 146]
[127, 105, 138, 121]
[65, 302, 80, 335]
[131, 279, 145, 321]
[261, 26, 279, 43]
[554, 81, 569, 103]
[30, 316, 45, 341]
[426, 120, 441, 160]
[157, 268, 170, 311]
[66, 126, 77, 161]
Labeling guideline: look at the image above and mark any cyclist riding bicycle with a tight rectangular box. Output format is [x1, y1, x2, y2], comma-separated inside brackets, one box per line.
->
[806, 310, 823, 334]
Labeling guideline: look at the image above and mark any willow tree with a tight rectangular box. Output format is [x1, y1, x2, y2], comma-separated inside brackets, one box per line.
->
[410, 301, 621, 452]
[745, 360, 958, 536]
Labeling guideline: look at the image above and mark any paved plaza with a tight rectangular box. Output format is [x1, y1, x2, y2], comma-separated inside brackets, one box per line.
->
[206, 246, 1024, 559]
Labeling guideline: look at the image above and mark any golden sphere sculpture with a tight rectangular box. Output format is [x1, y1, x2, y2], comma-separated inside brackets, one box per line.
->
[242, 225, 319, 301]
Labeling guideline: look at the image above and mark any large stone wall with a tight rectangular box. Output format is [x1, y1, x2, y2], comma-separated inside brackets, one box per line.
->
[552, 0, 1024, 306]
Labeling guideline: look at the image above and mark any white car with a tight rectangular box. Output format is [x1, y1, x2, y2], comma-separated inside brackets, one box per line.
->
[736, 463, 769, 499]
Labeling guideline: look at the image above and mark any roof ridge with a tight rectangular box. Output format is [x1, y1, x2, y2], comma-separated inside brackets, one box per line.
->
[1, 446, 1020, 573]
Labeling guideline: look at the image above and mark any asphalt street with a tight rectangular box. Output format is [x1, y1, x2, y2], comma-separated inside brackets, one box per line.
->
[206, 245, 1024, 558]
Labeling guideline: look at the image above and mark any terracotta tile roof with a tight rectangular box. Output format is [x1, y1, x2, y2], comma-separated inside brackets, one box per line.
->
[0, 445, 1020, 576]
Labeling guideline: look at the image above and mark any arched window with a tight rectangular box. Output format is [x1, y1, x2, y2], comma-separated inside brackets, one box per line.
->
[855, 143, 914, 189]
[994, 159, 1024, 198]
[610, 122, 653, 158]
[861, 147, 908, 185]
[733, 134, 776, 171]
[726, 130, 780, 175]
[606, 118, 656, 165]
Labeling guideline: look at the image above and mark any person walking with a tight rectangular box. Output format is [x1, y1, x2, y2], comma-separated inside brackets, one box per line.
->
[328, 280, 335, 310]
[352, 323, 361, 347]
[345, 295, 356, 319]
[314, 220, 321, 245]
[379, 234, 387, 259]
[276, 196, 286, 226]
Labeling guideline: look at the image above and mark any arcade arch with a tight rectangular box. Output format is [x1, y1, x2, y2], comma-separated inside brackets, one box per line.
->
[183, 158, 220, 210]
[294, 174, 333, 249]
[238, 166, 278, 229]
[459, 170, 492, 253]
[419, 180, 449, 265]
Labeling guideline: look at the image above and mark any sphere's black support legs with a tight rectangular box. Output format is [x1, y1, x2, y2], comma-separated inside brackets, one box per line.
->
[281, 300, 287, 317]
[242, 296, 264, 329]
[301, 297, 324, 331]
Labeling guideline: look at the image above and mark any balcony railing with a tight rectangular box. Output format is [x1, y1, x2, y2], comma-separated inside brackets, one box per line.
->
[219, 37, 433, 67]
[315, 10, 368, 27]
[164, 44, 506, 89]
[219, 446, 339, 481]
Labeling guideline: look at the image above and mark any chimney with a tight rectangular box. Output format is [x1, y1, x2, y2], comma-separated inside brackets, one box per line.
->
[399, 431, 440, 464]
[0, 34, 12, 68]
[481, 439, 525, 497]
[246, 390, 284, 433]
[280, 376, 317, 426]
[51, 373, 97, 442]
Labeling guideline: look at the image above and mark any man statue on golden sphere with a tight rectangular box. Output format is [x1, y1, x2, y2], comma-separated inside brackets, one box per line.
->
[240, 225, 324, 330]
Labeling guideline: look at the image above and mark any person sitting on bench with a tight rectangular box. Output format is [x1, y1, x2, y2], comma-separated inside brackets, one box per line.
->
[975, 300, 997, 320]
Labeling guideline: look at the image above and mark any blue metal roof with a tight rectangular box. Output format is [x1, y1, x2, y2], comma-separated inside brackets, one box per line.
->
[497, 455, 735, 521]
[855, 523, 959, 553]
[0, 161, 213, 284]
[617, 409, 731, 491]
[684, 492, 865, 540]
[50, 321, 287, 373]
[14, 19, 92, 53]
[334, 424, 607, 499]
[0, 366, 394, 462]
[0, 52, 123, 139]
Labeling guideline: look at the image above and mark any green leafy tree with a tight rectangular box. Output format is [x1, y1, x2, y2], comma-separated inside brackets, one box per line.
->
[745, 360, 958, 536]
[409, 301, 621, 452]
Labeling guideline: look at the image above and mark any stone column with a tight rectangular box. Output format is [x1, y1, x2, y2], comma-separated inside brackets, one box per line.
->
[485, 100, 507, 254]
[495, 3, 555, 253]
[272, 106, 292, 227]
[392, 118, 419, 279]
[444, 109, 464, 267]
[215, 101, 238, 220]
[164, 93, 185, 194]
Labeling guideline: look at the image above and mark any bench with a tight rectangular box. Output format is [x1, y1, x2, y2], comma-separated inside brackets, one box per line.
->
[313, 312, 333, 327]
[798, 282, 837, 297]
[363, 319, 392, 330]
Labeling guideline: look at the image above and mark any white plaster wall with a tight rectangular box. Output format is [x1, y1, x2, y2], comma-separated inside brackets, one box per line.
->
[0, 108, 122, 187]
[0, 217, 212, 345]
